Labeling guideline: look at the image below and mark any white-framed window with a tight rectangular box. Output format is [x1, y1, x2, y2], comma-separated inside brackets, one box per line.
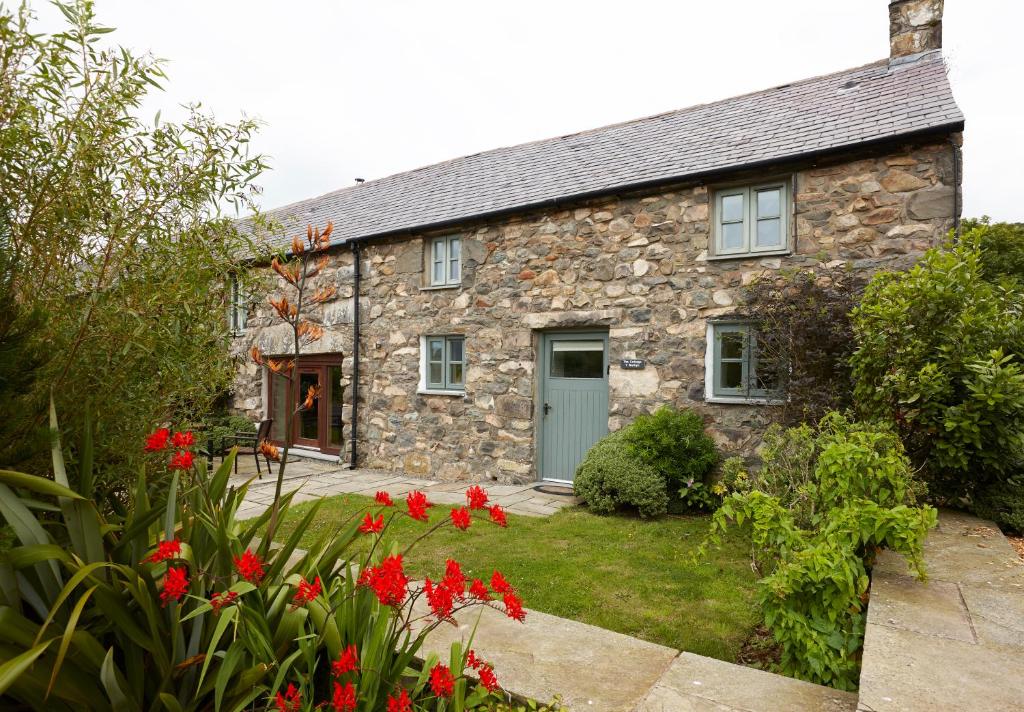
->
[420, 335, 465, 392]
[704, 322, 780, 402]
[712, 181, 790, 257]
[429, 235, 462, 287]
[229, 275, 248, 334]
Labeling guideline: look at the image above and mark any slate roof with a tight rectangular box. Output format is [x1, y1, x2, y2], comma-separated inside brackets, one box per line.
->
[250, 50, 963, 250]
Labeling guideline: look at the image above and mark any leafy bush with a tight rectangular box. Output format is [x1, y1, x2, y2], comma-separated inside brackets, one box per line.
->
[0, 406, 534, 710]
[971, 476, 1024, 534]
[850, 235, 1024, 499]
[704, 413, 936, 690]
[622, 407, 718, 504]
[574, 432, 668, 518]
[966, 217, 1024, 283]
[743, 267, 864, 425]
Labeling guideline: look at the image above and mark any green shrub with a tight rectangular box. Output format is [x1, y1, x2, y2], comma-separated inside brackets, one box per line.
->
[966, 217, 1024, 283]
[703, 412, 936, 690]
[622, 406, 718, 501]
[971, 476, 1024, 533]
[574, 431, 667, 518]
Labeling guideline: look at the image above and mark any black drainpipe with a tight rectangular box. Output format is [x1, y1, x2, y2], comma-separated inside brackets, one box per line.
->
[949, 136, 962, 240]
[349, 241, 362, 469]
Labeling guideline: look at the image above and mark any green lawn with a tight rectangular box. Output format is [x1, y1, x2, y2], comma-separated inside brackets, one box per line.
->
[271, 495, 761, 662]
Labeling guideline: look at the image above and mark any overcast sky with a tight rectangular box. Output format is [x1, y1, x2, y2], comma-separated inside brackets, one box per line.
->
[30, 1, 1024, 221]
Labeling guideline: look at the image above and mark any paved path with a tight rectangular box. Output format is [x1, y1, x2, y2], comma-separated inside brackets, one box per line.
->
[228, 456, 579, 521]
[857, 510, 1024, 711]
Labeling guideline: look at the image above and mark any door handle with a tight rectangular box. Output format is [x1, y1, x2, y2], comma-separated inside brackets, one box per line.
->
[543, 402, 552, 416]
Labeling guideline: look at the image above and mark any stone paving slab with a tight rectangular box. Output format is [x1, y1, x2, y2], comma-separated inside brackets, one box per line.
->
[635, 652, 857, 712]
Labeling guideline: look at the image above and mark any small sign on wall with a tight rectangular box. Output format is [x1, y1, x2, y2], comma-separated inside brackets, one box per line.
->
[620, 358, 646, 370]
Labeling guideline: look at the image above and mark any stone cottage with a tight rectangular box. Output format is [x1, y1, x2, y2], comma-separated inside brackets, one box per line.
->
[230, 0, 963, 484]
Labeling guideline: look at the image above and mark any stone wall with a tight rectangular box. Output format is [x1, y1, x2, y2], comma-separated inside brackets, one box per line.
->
[230, 137, 960, 483]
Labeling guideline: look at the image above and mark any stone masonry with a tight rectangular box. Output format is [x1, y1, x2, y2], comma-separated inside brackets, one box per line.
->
[230, 138, 961, 484]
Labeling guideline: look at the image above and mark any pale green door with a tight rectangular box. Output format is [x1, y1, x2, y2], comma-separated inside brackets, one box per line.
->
[538, 332, 609, 482]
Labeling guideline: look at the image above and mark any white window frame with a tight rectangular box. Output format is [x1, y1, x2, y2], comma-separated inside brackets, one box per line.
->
[428, 235, 462, 287]
[418, 335, 466, 395]
[229, 275, 248, 334]
[711, 181, 790, 258]
[704, 321, 783, 404]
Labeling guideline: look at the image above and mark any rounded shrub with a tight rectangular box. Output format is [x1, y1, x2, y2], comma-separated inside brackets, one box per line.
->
[621, 406, 719, 492]
[574, 431, 667, 518]
[971, 476, 1024, 533]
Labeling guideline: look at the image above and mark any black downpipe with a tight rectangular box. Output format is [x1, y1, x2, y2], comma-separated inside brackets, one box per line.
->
[349, 242, 361, 469]
[949, 137, 962, 240]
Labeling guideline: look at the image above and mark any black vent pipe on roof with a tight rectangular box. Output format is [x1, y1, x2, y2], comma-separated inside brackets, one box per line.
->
[349, 241, 361, 469]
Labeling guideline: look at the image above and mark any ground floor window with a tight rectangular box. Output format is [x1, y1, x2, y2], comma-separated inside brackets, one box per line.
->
[421, 335, 465, 392]
[267, 354, 345, 453]
[705, 322, 779, 402]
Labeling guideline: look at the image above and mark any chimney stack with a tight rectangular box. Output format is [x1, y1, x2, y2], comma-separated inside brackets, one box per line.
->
[889, 0, 944, 60]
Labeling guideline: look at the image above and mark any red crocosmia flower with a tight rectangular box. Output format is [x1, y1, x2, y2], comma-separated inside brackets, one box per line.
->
[429, 663, 455, 698]
[469, 578, 490, 601]
[479, 664, 500, 692]
[465, 485, 489, 510]
[503, 592, 527, 622]
[331, 680, 357, 712]
[358, 512, 384, 534]
[168, 450, 194, 471]
[357, 554, 409, 606]
[375, 490, 394, 507]
[233, 548, 265, 583]
[144, 428, 170, 452]
[466, 649, 483, 671]
[171, 431, 195, 448]
[210, 590, 239, 613]
[292, 576, 322, 607]
[490, 570, 514, 595]
[449, 507, 471, 531]
[331, 644, 359, 677]
[424, 578, 454, 620]
[442, 559, 465, 598]
[145, 538, 181, 564]
[160, 566, 189, 606]
[406, 491, 431, 521]
[488, 504, 508, 528]
[386, 688, 412, 712]
[275, 683, 301, 712]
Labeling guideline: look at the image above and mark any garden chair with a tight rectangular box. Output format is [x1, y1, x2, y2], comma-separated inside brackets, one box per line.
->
[224, 419, 275, 478]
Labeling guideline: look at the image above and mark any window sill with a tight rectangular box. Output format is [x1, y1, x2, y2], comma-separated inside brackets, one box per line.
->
[417, 389, 466, 397]
[706, 396, 784, 406]
[419, 284, 462, 291]
[705, 250, 791, 263]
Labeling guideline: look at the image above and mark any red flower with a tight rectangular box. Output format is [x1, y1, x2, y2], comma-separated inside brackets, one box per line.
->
[331, 681, 356, 712]
[171, 431, 195, 448]
[145, 538, 181, 564]
[275, 683, 301, 712]
[375, 490, 394, 507]
[144, 428, 170, 452]
[233, 548, 265, 583]
[331, 644, 359, 677]
[424, 578, 454, 620]
[292, 576, 322, 607]
[465, 485, 489, 510]
[168, 450, 195, 471]
[160, 566, 189, 606]
[210, 590, 238, 613]
[469, 578, 490, 601]
[449, 507, 471, 531]
[479, 664, 500, 692]
[358, 512, 384, 534]
[442, 559, 465, 598]
[357, 554, 409, 606]
[488, 504, 507, 527]
[466, 649, 483, 670]
[490, 570, 514, 595]
[406, 490, 431, 521]
[386, 688, 412, 712]
[429, 663, 455, 698]
[503, 591, 526, 622]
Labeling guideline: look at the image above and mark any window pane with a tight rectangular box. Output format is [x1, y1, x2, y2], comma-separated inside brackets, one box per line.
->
[721, 193, 744, 222]
[720, 361, 744, 390]
[448, 337, 463, 363]
[329, 365, 344, 447]
[429, 339, 443, 363]
[756, 188, 781, 218]
[448, 362, 463, 386]
[720, 331, 745, 359]
[432, 239, 445, 261]
[429, 362, 443, 385]
[722, 222, 743, 250]
[298, 372, 319, 440]
[550, 341, 604, 378]
[756, 218, 782, 247]
[432, 261, 444, 284]
[271, 373, 289, 441]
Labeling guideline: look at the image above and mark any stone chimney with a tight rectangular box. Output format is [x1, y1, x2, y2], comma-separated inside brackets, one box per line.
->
[889, 0, 944, 59]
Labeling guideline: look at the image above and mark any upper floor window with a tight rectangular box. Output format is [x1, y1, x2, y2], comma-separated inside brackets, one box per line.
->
[429, 235, 462, 287]
[706, 322, 779, 402]
[423, 335, 465, 392]
[229, 275, 248, 333]
[712, 181, 790, 257]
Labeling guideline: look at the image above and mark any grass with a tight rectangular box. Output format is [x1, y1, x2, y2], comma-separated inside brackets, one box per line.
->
[271, 494, 761, 662]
